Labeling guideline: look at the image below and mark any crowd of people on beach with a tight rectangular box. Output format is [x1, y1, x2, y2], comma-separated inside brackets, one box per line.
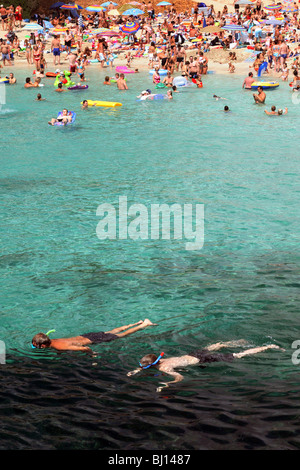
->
[0, 1, 296, 119]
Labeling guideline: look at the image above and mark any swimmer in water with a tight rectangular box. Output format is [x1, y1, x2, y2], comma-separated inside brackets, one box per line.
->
[224, 105, 230, 112]
[213, 94, 227, 100]
[31, 319, 157, 353]
[127, 340, 284, 392]
[265, 106, 288, 115]
[253, 86, 266, 104]
[35, 93, 46, 101]
[55, 82, 65, 92]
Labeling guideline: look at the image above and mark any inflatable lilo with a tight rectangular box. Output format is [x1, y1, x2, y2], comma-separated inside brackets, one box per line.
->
[68, 85, 88, 90]
[116, 66, 135, 74]
[81, 100, 122, 107]
[48, 110, 76, 126]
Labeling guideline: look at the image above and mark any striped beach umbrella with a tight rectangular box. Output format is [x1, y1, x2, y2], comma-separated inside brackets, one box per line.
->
[86, 4, 105, 11]
[60, 3, 83, 9]
[264, 4, 282, 10]
[22, 22, 44, 30]
[120, 21, 140, 34]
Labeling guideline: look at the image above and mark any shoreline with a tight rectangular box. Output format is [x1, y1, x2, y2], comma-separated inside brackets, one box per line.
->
[2, 43, 289, 80]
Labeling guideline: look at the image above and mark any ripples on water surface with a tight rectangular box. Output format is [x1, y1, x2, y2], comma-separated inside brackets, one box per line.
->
[0, 68, 300, 450]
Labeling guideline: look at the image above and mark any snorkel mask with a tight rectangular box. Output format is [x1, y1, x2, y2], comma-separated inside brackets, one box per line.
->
[139, 352, 164, 369]
[31, 329, 56, 349]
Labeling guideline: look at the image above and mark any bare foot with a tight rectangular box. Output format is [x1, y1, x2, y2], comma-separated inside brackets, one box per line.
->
[143, 319, 157, 326]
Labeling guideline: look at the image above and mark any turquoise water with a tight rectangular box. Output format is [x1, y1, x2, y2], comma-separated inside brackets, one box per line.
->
[1, 65, 300, 449]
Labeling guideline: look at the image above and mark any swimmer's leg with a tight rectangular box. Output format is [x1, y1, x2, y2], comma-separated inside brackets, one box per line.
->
[233, 344, 284, 359]
[106, 319, 157, 337]
[206, 339, 248, 351]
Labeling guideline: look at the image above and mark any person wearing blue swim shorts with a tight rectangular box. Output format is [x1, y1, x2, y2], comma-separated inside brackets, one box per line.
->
[51, 35, 61, 66]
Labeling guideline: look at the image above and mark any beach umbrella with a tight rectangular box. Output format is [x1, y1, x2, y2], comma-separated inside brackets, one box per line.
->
[120, 21, 140, 34]
[22, 23, 44, 30]
[101, 1, 118, 5]
[157, 1, 172, 5]
[60, 3, 83, 9]
[118, 4, 135, 13]
[86, 4, 105, 11]
[107, 8, 121, 14]
[122, 8, 144, 15]
[264, 4, 282, 10]
[129, 1, 142, 4]
[43, 20, 55, 29]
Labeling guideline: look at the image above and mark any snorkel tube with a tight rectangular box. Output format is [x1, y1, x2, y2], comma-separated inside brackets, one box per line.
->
[31, 329, 56, 349]
[139, 352, 164, 369]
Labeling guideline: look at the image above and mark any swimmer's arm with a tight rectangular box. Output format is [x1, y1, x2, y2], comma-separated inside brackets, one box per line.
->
[156, 370, 184, 392]
[127, 368, 141, 377]
[284, 107, 288, 114]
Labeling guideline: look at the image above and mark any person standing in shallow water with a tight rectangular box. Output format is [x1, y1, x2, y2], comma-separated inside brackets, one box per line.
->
[127, 340, 284, 392]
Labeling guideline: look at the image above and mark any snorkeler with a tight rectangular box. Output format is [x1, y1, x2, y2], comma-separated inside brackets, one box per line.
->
[127, 340, 284, 392]
[31, 319, 157, 352]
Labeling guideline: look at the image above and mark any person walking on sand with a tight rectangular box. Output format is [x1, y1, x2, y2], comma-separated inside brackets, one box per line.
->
[127, 340, 284, 392]
[32, 319, 156, 352]
[51, 35, 61, 66]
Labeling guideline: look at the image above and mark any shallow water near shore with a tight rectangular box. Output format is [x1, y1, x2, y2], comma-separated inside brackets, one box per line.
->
[1, 67, 300, 450]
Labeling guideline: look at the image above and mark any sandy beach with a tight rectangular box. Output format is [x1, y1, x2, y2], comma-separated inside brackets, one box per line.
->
[1, 21, 294, 80]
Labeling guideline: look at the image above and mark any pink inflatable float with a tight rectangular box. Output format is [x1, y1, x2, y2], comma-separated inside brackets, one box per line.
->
[115, 66, 135, 74]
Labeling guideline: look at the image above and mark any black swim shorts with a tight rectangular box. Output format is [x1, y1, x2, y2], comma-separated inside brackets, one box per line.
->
[189, 349, 234, 364]
[81, 331, 119, 343]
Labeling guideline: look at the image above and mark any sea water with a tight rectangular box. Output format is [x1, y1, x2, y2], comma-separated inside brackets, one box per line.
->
[0, 66, 300, 450]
